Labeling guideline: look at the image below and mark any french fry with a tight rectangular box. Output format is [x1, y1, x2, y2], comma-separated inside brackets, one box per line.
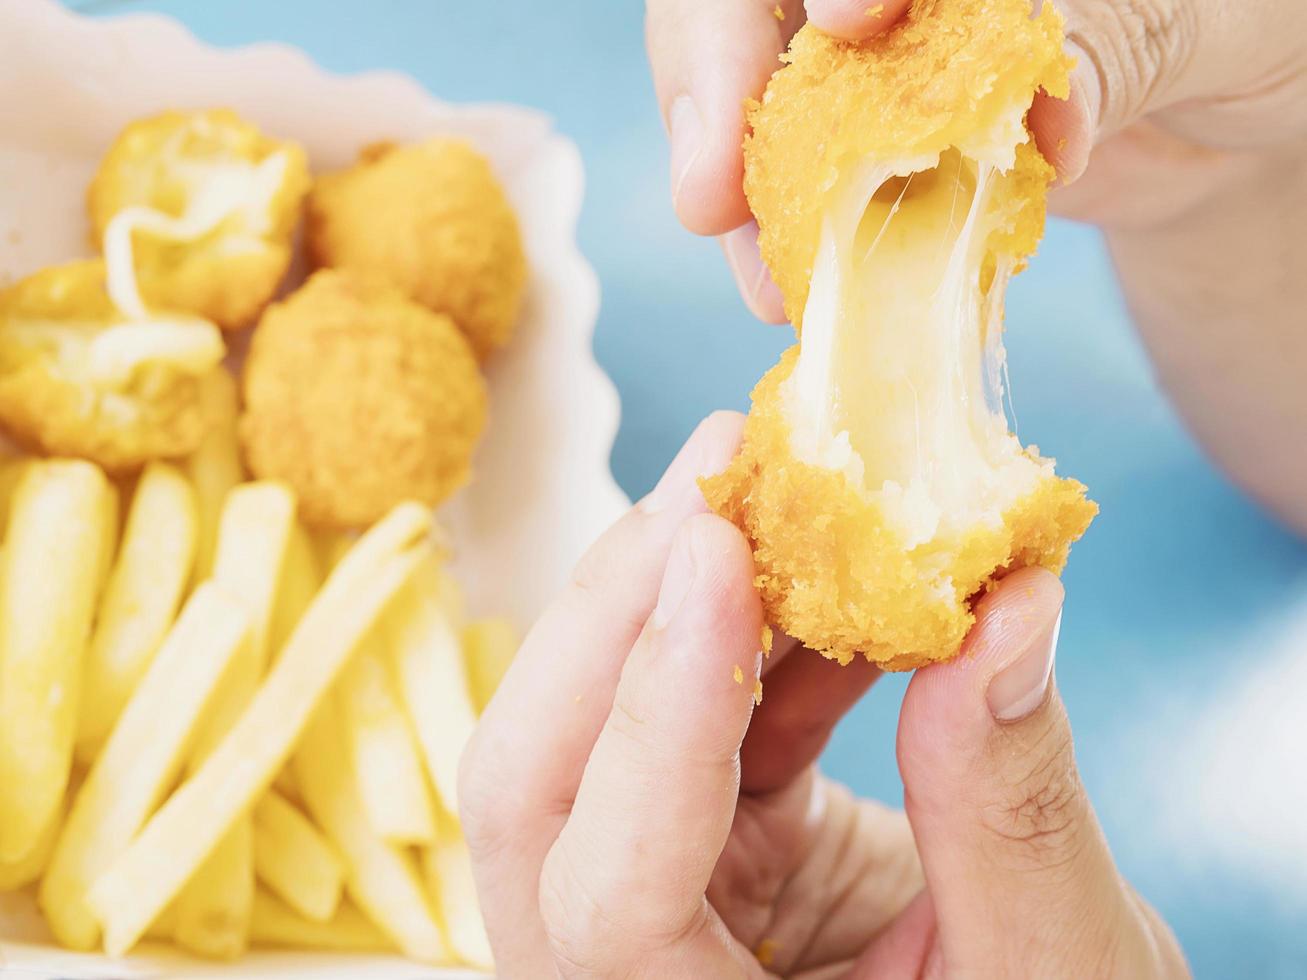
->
[383, 556, 479, 813]
[270, 522, 320, 659]
[76, 461, 198, 764]
[251, 890, 392, 953]
[0, 795, 62, 891]
[0, 460, 113, 863]
[184, 369, 243, 580]
[294, 697, 448, 962]
[87, 502, 432, 957]
[423, 810, 494, 970]
[39, 584, 251, 951]
[174, 481, 296, 959]
[0, 455, 30, 542]
[340, 637, 437, 845]
[252, 790, 344, 923]
[463, 618, 519, 713]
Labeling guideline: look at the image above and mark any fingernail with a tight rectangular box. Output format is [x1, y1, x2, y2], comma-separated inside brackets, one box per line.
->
[721, 223, 786, 324]
[652, 528, 698, 629]
[1060, 41, 1099, 184]
[669, 96, 703, 211]
[987, 611, 1061, 722]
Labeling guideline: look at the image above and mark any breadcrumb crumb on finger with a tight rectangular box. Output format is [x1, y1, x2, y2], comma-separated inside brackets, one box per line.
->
[240, 270, 486, 528]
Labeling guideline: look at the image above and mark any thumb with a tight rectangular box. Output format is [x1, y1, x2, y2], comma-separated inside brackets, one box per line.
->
[536, 514, 764, 977]
[1032, 0, 1307, 183]
[896, 568, 1132, 976]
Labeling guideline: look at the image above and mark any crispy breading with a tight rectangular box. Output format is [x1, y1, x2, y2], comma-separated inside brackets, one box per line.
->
[703, 0, 1094, 670]
[0, 261, 225, 471]
[88, 109, 310, 330]
[240, 270, 486, 528]
[306, 139, 527, 360]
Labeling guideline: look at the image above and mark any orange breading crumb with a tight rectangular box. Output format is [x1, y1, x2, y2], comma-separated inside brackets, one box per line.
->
[756, 937, 780, 967]
[733, 665, 745, 685]
[760, 623, 775, 657]
[752, 678, 764, 706]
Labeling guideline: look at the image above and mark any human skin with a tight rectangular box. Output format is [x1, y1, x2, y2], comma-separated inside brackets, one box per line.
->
[645, 0, 1307, 534]
[461, 413, 1188, 978]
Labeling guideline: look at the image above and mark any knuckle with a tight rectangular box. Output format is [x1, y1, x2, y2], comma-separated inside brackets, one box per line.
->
[1071, 0, 1199, 127]
[979, 714, 1087, 870]
[458, 731, 528, 859]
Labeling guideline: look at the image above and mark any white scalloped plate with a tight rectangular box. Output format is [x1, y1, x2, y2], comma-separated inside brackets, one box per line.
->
[0, 0, 629, 975]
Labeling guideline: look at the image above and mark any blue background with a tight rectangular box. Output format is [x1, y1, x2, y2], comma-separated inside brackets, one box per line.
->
[71, 2, 1307, 975]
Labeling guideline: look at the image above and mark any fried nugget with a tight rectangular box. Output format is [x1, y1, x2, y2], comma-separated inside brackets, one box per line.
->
[0, 261, 225, 471]
[702, 0, 1096, 670]
[306, 139, 527, 360]
[240, 270, 487, 528]
[89, 108, 310, 330]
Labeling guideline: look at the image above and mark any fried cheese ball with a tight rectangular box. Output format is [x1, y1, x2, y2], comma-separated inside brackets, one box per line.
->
[241, 270, 487, 528]
[306, 138, 527, 360]
[88, 108, 310, 330]
[702, 0, 1098, 670]
[0, 260, 225, 471]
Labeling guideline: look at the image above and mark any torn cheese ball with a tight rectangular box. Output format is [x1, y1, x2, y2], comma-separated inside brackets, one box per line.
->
[240, 270, 487, 528]
[0, 260, 225, 471]
[88, 109, 310, 330]
[306, 139, 527, 361]
[702, 0, 1097, 670]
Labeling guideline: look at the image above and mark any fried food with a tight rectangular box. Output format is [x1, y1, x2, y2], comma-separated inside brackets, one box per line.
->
[0, 261, 224, 471]
[89, 109, 310, 330]
[307, 138, 527, 360]
[241, 270, 487, 528]
[75, 461, 198, 764]
[87, 503, 431, 957]
[703, 0, 1097, 669]
[39, 583, 250, 951]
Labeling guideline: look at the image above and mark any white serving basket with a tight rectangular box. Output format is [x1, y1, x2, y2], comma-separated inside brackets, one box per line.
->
[0, 0, 629, 975]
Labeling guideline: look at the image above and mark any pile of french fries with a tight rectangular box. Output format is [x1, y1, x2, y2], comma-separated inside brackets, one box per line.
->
[0, 371, 516, 968]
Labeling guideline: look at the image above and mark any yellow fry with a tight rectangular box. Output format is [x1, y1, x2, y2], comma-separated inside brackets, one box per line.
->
[76, 461, 198, 764]
[184, 369, 243, 580]
[0, 456, 30, 542]
[253, 789, 344, 923]
[39, 584, 250, 951]
[423, 811, 494, 971]
[0, 460, 113, 863]
[270, 522, 320, 659]
[340, 638, 437, 845]
[251, 890, 392, 953]
[383, 556, 479, 814]
[294, 697, 448, 962]
[463, 618, 520, 714]
[173, 481, 296, 957]
[0, 794, 62, 891]
[87, 502, 432, 956]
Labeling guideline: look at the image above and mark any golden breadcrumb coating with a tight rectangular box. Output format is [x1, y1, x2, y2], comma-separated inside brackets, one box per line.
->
[747, 0, 1072, 328]
[0, 261, 225, 472]
[88, 108, 310, 330]
[306, 139, 527, 360]
[703, 0, 1095, 670]
[240, 270, 487, 528]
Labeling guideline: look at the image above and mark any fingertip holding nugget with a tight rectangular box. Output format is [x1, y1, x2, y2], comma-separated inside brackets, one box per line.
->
[0, 260, 224, 471]
[240, 270, 487, 528]
[704, 0, 1095, 670]
[88, 108, 309, 330]
[307, 138, 527, 360]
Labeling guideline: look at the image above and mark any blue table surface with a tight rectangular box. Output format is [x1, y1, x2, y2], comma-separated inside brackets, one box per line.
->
[69, 2, 1307, 975]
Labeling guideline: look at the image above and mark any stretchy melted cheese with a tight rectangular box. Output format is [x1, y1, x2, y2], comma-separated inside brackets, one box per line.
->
[703, 0, 1097, 669]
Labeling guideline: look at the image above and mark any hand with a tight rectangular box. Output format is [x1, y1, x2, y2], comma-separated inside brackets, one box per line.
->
[460, 413, 1188, 978]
